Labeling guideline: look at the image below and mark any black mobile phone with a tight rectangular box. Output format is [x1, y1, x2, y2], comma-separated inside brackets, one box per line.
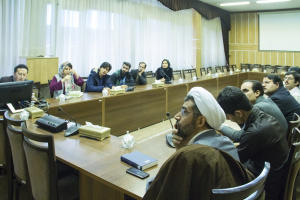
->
[126, 167, 149, 179]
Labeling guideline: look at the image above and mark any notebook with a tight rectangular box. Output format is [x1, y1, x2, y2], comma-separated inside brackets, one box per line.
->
[121, 151, 158, 170]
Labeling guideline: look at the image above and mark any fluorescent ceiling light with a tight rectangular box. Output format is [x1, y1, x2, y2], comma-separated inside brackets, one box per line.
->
[220, 2, 250, 6]
[257, 0, 291, 3]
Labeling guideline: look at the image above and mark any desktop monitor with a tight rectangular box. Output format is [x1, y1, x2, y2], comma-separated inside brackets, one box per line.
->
[0, 80, 34, 109]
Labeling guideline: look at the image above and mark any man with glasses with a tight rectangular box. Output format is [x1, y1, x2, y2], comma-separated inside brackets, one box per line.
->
[262, 74, 300, 123]
[143, 87, 252, 200]
[0, 64, 28, 83]
[284, 71, 300, 103]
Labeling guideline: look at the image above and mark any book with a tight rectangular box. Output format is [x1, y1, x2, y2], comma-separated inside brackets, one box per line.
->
[121, 151, 158, 170]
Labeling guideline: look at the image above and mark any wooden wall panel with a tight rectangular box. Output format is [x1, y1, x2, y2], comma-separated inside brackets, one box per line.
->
[230, 14, 236, 44]
[295, 52, 300, 67]
[286, 52, 294, 66]
[256, 51, 262, 64]
[236, 13, 242, 43]
[249, 13, 256, 44]
[271, 52, 278, 65]
[242, 13, 248, 44]
[229, 12, 299, 68]
[249, 51, 256, 64]
[278, 52, 285, 66]
[262, 52, 271, 65]
[236, 51, 243, 68]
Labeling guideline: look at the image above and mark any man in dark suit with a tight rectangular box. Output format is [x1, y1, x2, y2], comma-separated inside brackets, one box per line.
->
[262, 74, 300, 123]
[130, 62, 147, 85]
[0, 64, 28, 83]
[221, 80, 288, 141]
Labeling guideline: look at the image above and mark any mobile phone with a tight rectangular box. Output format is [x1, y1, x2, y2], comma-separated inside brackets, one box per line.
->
[126, 167, 149, 179]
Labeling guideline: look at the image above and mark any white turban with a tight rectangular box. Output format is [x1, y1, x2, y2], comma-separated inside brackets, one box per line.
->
[187, 87, 225, 130]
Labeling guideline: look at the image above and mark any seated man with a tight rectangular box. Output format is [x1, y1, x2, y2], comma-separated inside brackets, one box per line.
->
[262, 74, 300, 123]
[0, 64, 28, 83]
[143, 87, 250, 200]
[110, 62, 136, 89]
[85, 62, 113, 92]
[130, 62, 147, 85]
[217, 86, 289, 200]
[284, 71, 300, 103]
[221, 80, 288, 141]
[143, 145, 254, 200]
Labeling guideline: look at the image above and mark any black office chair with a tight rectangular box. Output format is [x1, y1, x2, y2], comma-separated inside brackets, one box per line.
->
[222, 66, 228, 73]
[48, 79, 54, 98]
[200, 68, 206, 76]
[211, 162, 270, 200]
[207, 67, 213, 74]
[215, 66, 222, 73]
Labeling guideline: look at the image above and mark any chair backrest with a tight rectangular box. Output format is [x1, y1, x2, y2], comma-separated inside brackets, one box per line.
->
[222, 66, 228, 73]
[215, 66, 222, 73]
[33, 82, 41, 98]
[282, 139, 300, 200]
[182, 69, 192, 80]
[172, 70, 182, 80]
[241, 63, 250, 71]
[21, 122, 58, 200]
[229, 65, 236, 72]
[0, 109, 7, 167]
[200, 68, 206, 76]
[145, 71, 153, 77]
[265, 65, 275, 73]
[4, 111, 28, 183]
[287, 113, 300, 148]
[211, 162, 270, 200]
[48, 79, 54, 98]
[146, 77, 156, 84]
[80, 77, 88, 92]
[275, 66, 288, 74]
[249, 64, 259, 71]
[207, 67, 213, 74]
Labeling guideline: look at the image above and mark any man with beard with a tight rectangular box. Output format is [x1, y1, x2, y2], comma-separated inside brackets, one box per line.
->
[131, 62, 147, 85]
[110, 62, 136, 89]
[85, 62, 113, 92]
[143, 87, 254, 200]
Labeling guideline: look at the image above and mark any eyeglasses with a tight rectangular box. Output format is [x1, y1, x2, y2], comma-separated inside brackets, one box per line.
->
[284, 77, 294, 81]
[181, 108, 190, 116]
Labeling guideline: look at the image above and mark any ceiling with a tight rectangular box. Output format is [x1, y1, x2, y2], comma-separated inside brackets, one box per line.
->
[199, 0, 300, 12]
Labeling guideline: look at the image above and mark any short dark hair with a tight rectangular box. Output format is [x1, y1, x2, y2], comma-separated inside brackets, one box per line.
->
[14, 64, 28, 73]
[123, 62, 131, 69]
[217, 86, 253, 115]
[243, 80, 264, 96]
[288, 66, 300, 74]
[139, 62, 147, 68]
[285, 71, 300, 86]
[161, 59, 170, 68]
[100, 62, 112, 72]
[65, 62, 72, 69]
[184, 95, 212, 129]
[264, 74, 283, 87]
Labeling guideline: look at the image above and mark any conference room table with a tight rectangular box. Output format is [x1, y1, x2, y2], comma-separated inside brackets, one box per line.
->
[27, 71, 283, 199]
[45, 71, 275, 137]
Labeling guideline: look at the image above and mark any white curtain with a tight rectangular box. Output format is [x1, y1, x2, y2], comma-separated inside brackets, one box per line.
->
[0, 0, 22, 76]
[201, 17, 226, 71]
[55, 0, 194, 76]
[1, 0, 193, 77]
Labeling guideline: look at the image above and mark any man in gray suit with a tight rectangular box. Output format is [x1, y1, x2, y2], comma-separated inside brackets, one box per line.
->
[220, 80, 288, 141]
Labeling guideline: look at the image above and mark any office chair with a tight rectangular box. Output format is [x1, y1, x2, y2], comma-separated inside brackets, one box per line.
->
[222, 66, 228, 73]
[286, 113, 300, 148]
[282, 133, 300, 200]
[207, 67, 213, 74]
[211, 162, 270, 200]
[4, 110, 32, 200]
[215, 66, 222, 73]
[0, 109, 7, 175]
[48, 79, 54, 98]
[172, 70, 182, 80]
[182, 69, 192, 80]
[200, 68, 206, 76]
[264, 65, 275, 73]
[241, 63, 250, 71]
[21, 122, 79, 200]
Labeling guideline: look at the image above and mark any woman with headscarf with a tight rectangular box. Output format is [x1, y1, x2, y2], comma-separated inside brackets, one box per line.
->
[155, 59, 173, 83]
[50, 61, 84, 98]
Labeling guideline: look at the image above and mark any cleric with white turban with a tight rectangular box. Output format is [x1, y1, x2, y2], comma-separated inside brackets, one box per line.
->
[187, 87, 225, 130]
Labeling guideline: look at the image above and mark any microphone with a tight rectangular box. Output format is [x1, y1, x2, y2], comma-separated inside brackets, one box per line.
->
[58, 107, 81, 137]
[165, 112, 175, 148]
[160, 69, 172, 84]
[166, 112, 173, 129]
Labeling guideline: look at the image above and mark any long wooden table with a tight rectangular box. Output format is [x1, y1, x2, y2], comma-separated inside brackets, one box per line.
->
[46, 72, 259, 137]
[26, 72, 284, 199]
